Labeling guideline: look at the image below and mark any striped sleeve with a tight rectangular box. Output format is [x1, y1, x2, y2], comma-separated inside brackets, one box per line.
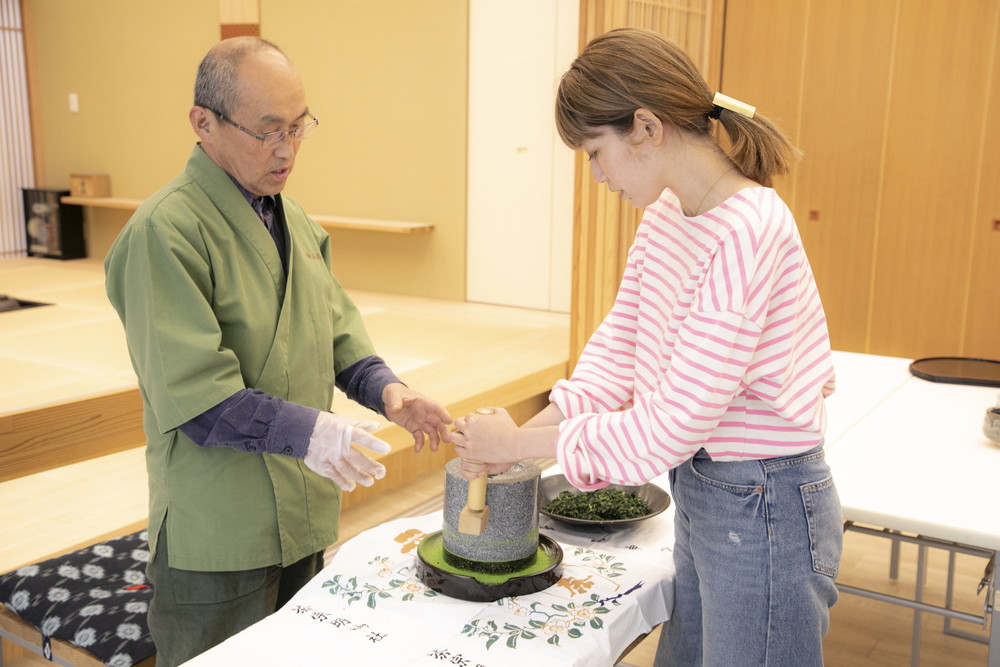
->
[555, 308, 763, 489]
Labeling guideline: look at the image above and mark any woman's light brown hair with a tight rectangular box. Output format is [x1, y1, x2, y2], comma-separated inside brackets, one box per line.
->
[555, 28, 799, 187]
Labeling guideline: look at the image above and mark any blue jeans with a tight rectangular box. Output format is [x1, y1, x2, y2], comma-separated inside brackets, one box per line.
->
[654, 446, 842, 666]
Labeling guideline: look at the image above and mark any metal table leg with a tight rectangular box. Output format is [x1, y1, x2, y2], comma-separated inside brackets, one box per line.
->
[988, 550, 998, 667]
[839, 523, 995, 666]
[911, 544, 926, 666]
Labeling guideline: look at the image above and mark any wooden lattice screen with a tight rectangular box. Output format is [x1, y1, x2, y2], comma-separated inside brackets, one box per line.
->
[0, 0, 33, 258]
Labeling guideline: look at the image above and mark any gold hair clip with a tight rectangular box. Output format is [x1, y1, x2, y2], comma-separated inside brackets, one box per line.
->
[712, 92, 756, 119]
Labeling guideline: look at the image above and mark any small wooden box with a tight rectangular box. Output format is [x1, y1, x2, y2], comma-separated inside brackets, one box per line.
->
[69, 174, 111, 198]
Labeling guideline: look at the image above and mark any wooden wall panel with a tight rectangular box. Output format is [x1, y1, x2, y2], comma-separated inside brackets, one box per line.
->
[718, 0, 807, 206]
[793, 0, 896, 352]
[868, 0, 997, 358]
[720, 0, 1000, 360]
[963, 6, 1000, 359]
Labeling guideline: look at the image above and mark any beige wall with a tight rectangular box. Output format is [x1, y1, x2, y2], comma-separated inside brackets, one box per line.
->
[24, 0, 468, 300]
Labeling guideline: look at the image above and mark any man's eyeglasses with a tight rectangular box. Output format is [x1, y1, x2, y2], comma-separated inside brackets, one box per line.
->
[208, 108, 319, 149]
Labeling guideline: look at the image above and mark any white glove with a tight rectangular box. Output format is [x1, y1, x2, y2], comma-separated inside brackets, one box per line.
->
[303, 412, 392, 491]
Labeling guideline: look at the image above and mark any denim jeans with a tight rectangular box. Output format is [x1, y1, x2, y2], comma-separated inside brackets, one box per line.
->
[654, 446, 843, 666]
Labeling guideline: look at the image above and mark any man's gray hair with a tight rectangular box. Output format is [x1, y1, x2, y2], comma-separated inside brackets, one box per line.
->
[193, 36, 285, 116]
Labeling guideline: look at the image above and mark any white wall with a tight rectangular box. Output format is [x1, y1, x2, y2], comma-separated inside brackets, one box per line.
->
[466, 0, 578, 312]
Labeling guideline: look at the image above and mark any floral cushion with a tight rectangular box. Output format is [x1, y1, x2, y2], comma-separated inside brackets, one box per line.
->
[0, 530, 154, 667]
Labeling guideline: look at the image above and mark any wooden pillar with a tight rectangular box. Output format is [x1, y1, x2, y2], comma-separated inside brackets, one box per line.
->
[219, 0, 260, 40]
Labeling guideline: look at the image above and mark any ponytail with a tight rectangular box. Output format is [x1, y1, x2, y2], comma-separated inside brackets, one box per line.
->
[556, 28, 801, 188]
[711, 102, 801, 187]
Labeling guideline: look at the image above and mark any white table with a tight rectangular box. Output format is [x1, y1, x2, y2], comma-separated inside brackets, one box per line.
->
[826, 350, 999, 666]
[182, 350, 999, 665]
[184, 487, 675, 667]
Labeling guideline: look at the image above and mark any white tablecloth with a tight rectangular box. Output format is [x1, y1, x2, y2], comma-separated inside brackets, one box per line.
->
[185, 503, 675, 667]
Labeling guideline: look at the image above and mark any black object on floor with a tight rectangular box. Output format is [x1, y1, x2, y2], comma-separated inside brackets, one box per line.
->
[0, 295, 51, 313]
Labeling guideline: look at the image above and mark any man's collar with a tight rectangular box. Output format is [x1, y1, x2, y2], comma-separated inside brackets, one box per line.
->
[226, 174, 275, 208]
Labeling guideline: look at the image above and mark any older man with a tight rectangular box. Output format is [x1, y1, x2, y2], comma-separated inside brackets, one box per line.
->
[105, 37, 450, 666]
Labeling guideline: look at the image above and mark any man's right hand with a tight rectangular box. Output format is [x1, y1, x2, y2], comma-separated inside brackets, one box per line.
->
[303, 412, 392, 491]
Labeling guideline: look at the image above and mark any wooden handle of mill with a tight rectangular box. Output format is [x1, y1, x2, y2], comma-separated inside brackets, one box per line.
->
[466, 474, 487, 511]
[460, 407, 494, 513]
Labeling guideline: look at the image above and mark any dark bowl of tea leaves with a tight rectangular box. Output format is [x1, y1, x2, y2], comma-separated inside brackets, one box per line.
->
[538, 474, 670, 529]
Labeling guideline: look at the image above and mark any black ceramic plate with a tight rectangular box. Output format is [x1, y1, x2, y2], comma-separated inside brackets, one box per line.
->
[538, 474, 670, 529]
[909, 357, 1000, 388]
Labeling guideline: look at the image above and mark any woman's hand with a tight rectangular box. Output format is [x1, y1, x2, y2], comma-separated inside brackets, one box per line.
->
[458, 459, 518, 479]
[451, 407, 520, 463]
[452, 405, 562, 478]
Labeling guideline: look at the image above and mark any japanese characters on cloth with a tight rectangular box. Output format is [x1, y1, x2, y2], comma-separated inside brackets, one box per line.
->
[185, 507, 675, 667]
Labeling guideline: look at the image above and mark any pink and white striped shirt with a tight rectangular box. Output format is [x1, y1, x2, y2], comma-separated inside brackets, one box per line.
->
[551, 187, 836, 489]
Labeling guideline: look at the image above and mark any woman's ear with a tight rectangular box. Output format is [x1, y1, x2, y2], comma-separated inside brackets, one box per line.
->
[631, 108, 665, 145]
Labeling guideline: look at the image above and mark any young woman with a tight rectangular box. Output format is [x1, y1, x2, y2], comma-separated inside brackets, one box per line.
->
[450, 28, 842, 666]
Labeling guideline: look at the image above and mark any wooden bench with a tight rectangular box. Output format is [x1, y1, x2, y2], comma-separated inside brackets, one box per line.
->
[0, 453, 151, 666]
[1, 605, 152, 667]
[0, 530, 155, 667]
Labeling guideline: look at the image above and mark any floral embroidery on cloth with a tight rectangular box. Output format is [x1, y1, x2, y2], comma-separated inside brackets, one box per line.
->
[320, 525, 654, 653]
[179, 504, 675, 667]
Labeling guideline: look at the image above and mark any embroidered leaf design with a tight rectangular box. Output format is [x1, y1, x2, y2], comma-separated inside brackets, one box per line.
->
[322, 565, 437, 610]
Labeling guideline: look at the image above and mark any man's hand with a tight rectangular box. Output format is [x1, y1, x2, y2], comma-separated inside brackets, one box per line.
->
[304, 412, 391, 491]
[383, 383, 453, 453]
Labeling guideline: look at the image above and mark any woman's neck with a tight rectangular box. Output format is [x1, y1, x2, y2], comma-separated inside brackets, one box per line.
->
[668, 135, 756, 216]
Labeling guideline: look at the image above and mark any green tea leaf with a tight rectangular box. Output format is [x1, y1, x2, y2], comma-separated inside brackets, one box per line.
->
[544, 488, 650, 520]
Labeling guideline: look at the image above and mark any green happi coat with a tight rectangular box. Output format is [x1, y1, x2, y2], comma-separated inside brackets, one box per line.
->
[105, 145, 375, 571]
